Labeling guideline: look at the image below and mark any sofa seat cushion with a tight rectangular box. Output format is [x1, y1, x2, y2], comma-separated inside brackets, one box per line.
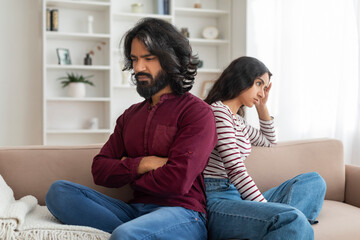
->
[314, 200, 360, 239]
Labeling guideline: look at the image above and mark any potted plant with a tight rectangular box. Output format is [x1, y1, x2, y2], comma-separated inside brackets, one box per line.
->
[58, 72, 94, 98]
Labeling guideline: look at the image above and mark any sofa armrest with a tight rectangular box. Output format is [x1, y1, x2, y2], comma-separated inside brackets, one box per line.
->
[345, 164, 360, 208]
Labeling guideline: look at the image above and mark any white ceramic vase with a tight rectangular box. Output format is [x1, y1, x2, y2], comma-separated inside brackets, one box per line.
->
[68, 82, 86, 98]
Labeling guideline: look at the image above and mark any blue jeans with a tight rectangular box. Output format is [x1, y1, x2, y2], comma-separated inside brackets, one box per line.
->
[205, 172, 326, 240]
[45, 180, 207, 240]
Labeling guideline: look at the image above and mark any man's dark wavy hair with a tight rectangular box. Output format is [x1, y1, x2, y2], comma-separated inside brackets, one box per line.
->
[122, 18, 199, 95]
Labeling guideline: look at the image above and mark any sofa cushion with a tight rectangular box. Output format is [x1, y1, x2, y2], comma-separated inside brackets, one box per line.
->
[314, 200, 360, 240]
[0, 145, 133, 205]
[246, 139, 345, 202]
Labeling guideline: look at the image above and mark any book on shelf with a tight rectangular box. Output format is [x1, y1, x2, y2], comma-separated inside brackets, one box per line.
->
[46, 8, 51, 31]
[164, 0, 170, 14]
[154, 0, 170, 15]
[47, 9, 58, 31]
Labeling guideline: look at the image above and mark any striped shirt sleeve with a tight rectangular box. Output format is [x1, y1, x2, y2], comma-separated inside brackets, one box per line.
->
[213, 107, 267, 202]
[242, 117, 277, 147]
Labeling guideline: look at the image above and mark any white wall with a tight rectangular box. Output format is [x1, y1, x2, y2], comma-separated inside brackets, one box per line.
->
[0, 0, 43, 146]
[231, 0, 247, 59]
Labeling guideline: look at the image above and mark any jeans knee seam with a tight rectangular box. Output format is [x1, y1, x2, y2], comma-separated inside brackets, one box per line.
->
[139, 218, 204, 240]
[276, 173, 324, 204]
[208, 209, 270, 223]
[272, 181, 296, 204]
[61, 182, 124, 213]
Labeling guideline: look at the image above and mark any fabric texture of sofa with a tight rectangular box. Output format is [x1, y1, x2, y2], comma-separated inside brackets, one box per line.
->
[0, 138, 359, 239]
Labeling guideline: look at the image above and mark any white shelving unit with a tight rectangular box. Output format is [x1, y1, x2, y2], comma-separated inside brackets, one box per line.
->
[42, 0, 232, 145]
[42, 0, 112, 145]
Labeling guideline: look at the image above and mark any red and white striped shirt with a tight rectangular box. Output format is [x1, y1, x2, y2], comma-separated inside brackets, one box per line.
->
[203, 101, 276, 202]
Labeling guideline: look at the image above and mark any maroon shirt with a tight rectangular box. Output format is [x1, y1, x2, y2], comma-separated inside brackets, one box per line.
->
[92, 92, 217, 213]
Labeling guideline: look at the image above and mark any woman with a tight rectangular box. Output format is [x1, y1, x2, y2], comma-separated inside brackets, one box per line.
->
[203, 56, 326, 240]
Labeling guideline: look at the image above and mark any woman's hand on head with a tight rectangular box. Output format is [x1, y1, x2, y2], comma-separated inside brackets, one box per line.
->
[256, 82, 272, 121]
[258, 82, 272, 106]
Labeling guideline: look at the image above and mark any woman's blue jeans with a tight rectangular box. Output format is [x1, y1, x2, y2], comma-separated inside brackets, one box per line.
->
[45, 180, 207, 240]
[205, 172, 326, 240]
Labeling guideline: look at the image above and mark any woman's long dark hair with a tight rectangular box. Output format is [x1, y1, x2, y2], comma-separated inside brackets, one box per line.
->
[204, 56, 272, 116]
[122, 18, 199, 95]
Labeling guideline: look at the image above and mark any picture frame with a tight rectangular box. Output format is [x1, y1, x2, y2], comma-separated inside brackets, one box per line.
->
[56, 48, 71, 65]
[201, 80, 215, 99]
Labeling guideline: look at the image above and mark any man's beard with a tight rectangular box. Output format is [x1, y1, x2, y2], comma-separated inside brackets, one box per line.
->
[134, 70, 169, 99]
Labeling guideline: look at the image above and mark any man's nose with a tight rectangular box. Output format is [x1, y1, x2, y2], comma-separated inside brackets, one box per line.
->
[134, 59, 146, 73]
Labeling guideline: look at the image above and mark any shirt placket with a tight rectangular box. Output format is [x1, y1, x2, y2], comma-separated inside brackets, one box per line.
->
[143, 104, 158, 156]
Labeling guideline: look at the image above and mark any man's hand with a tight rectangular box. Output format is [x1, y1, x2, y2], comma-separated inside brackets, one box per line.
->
[121, 156, 168, 174]
[137, 156, 168, 174]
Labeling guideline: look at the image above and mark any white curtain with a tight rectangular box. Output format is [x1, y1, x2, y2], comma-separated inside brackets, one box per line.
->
[246, 0, 360, 165]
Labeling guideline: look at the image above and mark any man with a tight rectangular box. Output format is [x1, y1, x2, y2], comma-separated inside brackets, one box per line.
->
[46, 18, 217, 240]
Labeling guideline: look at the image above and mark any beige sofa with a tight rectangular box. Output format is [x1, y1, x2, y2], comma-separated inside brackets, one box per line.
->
[0, 138, 359, 239]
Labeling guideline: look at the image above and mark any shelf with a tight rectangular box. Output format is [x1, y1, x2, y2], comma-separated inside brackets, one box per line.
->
[46, 31, 110, 41]
[47, 64, 110, 70]
[46, 0, 110, 11]
[113, 84, 135, 89]
[46, 129, 112, 134]
[175, 7, 228, 17]
[113, 12, 172, 21]
[47, 97, 111, 102]
[189, 38, 229, 45]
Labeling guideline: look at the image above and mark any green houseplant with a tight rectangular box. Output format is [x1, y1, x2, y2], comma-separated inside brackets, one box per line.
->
[57, 72, 94, 98]
[58, 72, 94, 87]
